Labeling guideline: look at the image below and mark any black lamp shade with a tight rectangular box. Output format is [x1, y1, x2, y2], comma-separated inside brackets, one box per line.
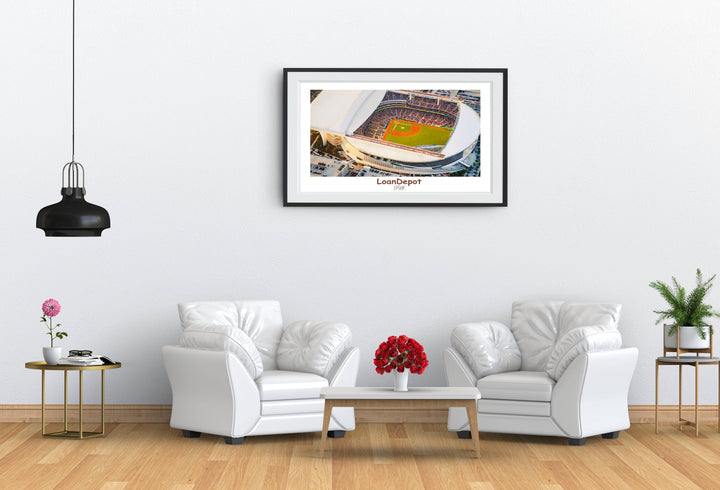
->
[36, 187, 110, 237]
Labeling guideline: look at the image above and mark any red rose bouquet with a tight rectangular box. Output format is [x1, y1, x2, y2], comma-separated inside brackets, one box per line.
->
[373, 335, 428, 375]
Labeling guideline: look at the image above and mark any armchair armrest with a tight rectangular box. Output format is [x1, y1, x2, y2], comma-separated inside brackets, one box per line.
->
[443, 347, 478, 432]
[162, 345, 261, 438]
[325, 346, 359, 431]
[328, 347, 360, 387]
[443, 347, 478, 387]
[551, 347, 638, 438]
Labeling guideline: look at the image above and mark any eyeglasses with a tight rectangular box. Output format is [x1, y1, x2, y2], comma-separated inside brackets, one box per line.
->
[68, 349, 92, 357]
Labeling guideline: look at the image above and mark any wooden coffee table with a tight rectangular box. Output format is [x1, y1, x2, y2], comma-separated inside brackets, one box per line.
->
[320, 386, 481, 458]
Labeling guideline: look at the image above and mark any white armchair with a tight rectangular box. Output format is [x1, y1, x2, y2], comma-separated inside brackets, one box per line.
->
[162, 300, 359, 444]
[444, 301, 638, 445]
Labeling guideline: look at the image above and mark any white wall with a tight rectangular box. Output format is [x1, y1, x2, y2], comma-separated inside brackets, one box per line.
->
[2, 0, 720, 405]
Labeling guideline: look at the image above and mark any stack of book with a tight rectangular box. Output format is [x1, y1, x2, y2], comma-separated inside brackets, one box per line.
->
[58, 356, 105, 366]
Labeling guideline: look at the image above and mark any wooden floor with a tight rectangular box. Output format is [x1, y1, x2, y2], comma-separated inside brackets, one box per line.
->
[2, 422, 720, 489]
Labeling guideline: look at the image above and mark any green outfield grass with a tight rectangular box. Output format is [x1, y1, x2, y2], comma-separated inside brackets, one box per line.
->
[382, 119, 452, 148]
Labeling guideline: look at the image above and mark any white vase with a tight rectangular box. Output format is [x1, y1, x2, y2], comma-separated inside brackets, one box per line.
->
[664, 325, 711, 349]
[393, 370, 409, 391]
[43, 347, 61, 365]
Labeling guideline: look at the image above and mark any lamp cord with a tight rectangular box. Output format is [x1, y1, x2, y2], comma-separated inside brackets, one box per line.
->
[71, 0, 75, 163]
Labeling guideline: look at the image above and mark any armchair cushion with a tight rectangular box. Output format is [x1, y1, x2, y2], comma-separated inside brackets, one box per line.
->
[476, 371, 555, 402]
[451, 322, 521, 378]
[180, 325, 264, 379]
[509, 301, 564, 371]
[235, 300, 284, 370]
[545, 325, 623, 380]
[556, 303, 622, 338]
[277, 321, 352, 377]
[178, 301, 238, 329]
[255, 370, 329, 401]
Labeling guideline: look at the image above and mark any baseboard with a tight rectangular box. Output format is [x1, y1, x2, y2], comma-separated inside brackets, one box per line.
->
[629, 404, 719, 424]
[0, 405, 171, 423]
[1, 404, 717, 425]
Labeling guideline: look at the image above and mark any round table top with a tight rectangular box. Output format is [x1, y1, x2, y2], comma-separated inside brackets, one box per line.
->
[25, 361, 121, 371]
[657, 356, 720, 364]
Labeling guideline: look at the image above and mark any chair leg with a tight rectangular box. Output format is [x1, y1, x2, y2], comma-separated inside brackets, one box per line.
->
[182, 430, 201, 438]
[224, 436, 244, 445]
[568, 437, 586, 446]
[457, 430, 472, 439]
[328, 430, 345, 438]
[602, 431, 620, 439]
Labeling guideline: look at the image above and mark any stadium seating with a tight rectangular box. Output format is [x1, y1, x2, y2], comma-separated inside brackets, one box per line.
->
[353, 90, 459, 143]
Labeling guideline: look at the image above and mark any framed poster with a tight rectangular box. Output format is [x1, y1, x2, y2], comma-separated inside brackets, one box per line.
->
[284, 68, 507, 206]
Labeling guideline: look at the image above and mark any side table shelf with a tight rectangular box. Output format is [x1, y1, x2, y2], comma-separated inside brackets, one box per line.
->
[655, 356, 720, 436]
[25, 361, 121, 439]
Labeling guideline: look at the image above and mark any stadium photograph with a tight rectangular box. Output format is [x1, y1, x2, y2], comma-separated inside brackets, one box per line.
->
[309, 89, 483, 178]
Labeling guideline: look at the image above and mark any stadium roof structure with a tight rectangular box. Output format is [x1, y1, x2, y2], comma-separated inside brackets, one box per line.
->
[310, 90, 386, 136]
[311, 89, 481, 169]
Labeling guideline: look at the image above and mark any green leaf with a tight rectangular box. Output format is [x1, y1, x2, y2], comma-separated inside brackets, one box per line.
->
[651, 269, 718, 329]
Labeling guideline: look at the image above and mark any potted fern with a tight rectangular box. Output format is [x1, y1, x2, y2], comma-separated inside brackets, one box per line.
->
[649, 269, 720, 350]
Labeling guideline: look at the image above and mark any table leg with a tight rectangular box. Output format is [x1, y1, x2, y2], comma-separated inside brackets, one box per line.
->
[320, 400, 332, 453]
[79, 370, 83, 439]
[679, 364, 683, 429]
[695, 361, 700, 436]
[655, 360, 659, 434]
[101, 370, 105, 435]
[64, 370, 68, 433]
[465, 401, 480, 459]
[41, 370, 45, 436]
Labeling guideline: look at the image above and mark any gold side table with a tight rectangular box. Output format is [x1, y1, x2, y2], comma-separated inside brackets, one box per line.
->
[655, 356, 720, 436]
[25, 361, 121, 439]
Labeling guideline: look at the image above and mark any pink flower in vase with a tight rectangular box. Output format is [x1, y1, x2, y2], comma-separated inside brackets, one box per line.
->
[42, 299, 61, 317]
[40, 298, 68, 348]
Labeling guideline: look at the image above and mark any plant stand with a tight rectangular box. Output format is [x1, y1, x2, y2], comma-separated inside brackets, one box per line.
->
[655, 356, 720, 436]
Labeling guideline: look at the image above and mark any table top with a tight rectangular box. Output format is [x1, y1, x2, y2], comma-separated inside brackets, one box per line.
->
[25, 361, 122, 371]
[321, 386, 480, 400]
[657, 356, 720, 364]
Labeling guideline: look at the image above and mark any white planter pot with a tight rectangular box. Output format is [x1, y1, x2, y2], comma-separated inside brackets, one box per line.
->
[393, 370, 409, 392]
[664, 325, 711, 349]
[43, 346, 62, 365]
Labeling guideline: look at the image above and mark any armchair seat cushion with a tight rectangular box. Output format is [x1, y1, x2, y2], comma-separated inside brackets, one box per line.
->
[255, 370, 329, 401]
[477, 399, 550, 417]
[476, 371, 555, 402]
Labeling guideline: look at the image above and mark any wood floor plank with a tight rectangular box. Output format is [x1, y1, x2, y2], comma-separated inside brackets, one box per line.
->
[385, 423, 408, 439]
[286, 445, 331, 490]
[610, 426, 702, 488]
[521, 434, 628, 488]
[3, 422, 720, 488]
[630, 425, 720, 488]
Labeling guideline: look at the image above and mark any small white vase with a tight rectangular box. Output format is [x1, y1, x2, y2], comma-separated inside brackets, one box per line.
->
[393, 370, 409, 391]
[664, 325, 711, 350]
[43, 347, 61, 365]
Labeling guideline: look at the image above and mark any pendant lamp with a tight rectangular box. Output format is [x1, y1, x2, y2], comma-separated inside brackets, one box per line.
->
[36, 0, 110, 237]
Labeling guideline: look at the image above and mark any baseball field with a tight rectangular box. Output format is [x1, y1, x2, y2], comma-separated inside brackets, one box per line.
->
[382, 119, 452, 148]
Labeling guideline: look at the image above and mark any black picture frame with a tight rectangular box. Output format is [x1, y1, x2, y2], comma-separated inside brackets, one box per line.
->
[284, 68, 507, 206]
